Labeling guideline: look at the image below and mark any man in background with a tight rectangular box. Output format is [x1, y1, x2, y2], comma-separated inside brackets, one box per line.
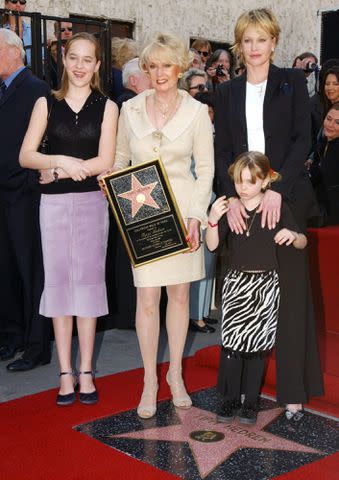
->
[116, 57, 151, 111]
[0, 28, 51, 371]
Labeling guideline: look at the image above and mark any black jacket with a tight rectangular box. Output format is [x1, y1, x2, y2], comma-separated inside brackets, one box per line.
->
[0, 67, 49, 205]
[214, 64, 311, 202]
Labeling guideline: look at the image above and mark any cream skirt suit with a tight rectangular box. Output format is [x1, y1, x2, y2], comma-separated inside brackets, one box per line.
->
[114, 89, 214, 287]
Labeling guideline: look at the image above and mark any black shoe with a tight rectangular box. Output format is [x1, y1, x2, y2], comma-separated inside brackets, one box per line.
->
[238, 401, 258, 424]
[57, 371, 78, 406]
[6, 353, 50, 372]
[217, 399, 241, 423]
[79, 371, 98, 405]
[203, 317, 218, 325]
[189, 320, 215, 333]
[0, 345, 24, 361]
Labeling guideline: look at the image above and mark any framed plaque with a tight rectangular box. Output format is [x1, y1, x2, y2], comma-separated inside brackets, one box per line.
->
[102, 159, 190, 267]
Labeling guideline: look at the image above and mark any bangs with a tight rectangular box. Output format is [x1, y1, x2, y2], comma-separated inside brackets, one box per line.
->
[144, 46, 178, 66]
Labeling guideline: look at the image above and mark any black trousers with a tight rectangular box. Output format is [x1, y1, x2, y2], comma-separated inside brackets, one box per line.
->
[217, 349, 265, 404]
[0, 191, 50, 359]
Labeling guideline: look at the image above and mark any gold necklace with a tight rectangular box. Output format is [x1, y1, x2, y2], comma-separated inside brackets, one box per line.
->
[154, 92, 178, 119]
[245, 208, 258, 237]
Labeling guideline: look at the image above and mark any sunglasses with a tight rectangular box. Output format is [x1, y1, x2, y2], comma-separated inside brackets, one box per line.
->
[60, 27, 73, 32]
[7, 0, 26, 4]
[189, 84, 207, 92]
[197, 50, 209, 58]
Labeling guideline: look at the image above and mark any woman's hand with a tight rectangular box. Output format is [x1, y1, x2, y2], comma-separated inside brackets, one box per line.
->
[58, 156, 91, 182]
[274, 228, 297, 246]
[97, 165, 120, 196]
[209, 196, 229, 224]
[257, 189, 282, 229]
[187, 218, 201, 252]
[39, 169, 54, 184]
[226, 197, 248, 234]
[206, 66, 216, 79]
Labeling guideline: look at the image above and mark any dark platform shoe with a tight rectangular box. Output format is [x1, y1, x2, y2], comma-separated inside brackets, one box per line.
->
[56, 371, 78, 406]
[79, 371, 98, 405]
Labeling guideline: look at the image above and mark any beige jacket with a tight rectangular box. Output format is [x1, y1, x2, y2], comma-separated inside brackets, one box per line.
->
[114, 88, 214, 227]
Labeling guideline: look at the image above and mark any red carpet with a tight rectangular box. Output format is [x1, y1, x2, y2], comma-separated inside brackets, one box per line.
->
[0, 358, 338, 480]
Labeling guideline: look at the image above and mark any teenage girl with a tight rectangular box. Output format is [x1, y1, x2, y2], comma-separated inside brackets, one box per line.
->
[206, 151, 307, 424]
[19, 33, 118, 406]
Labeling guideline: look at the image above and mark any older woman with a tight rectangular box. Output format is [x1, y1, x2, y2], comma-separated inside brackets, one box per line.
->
[180, 68, 208, 97]
[114, 33, 214, 418]
[214, 8, 323, 420]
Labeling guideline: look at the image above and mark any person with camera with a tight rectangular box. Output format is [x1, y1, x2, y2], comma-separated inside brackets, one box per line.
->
[206, 49, 232, 90]
[292, 51, 318, 97]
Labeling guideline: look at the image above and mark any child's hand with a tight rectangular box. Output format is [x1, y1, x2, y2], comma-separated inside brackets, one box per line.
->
[274, 228, 297, 246]
[208, 196, 229, 224]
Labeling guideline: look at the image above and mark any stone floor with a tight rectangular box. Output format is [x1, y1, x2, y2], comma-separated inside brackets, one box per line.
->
[0, 313, 221, 402]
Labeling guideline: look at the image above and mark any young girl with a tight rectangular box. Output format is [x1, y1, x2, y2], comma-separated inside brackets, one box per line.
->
[206, 151, 307, 424]
[19, 33, 118, 406]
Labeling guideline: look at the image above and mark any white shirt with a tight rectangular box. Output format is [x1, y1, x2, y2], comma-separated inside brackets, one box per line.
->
[245, 80, 267, 153]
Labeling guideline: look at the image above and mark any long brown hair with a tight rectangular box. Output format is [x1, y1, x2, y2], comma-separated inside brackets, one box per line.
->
[53, 32, 103, 101]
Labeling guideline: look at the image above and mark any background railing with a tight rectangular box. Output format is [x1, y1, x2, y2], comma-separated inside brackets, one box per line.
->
[0, 9, 113, 94]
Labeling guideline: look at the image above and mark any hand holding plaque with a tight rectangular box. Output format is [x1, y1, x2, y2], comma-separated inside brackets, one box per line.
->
[102, 159, 190, 267]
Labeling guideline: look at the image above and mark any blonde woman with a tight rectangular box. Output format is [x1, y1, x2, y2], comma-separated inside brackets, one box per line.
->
[20, 33, 118, 406]
[214, 8, 323, 420]
[114, 33, 214, 418]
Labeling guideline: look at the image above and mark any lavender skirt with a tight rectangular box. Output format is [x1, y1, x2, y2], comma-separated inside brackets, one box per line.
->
[39, 191, 109, 317]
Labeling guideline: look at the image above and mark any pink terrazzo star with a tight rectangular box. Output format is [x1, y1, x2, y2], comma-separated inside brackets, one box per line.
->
[111, 407, 323, 479]
[118, 174, 159, 218]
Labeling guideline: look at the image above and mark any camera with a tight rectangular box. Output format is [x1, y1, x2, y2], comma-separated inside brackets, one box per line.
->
[304, 62, 318, 73]
[215, 64, 226, 77]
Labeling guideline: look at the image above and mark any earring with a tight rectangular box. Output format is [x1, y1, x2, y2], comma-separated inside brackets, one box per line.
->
[178, 72, 183, 79]
[272, 48, 275, 52]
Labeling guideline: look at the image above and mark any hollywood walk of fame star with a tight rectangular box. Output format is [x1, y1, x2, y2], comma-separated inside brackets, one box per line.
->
[110, 406, 323, 479]
[118, 174, 160, 218]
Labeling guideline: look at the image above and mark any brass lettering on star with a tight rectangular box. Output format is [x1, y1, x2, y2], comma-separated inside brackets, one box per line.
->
[189, 430, 225, 443]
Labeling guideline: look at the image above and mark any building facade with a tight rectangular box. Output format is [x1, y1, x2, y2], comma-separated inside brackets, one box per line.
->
[25, 0, 339, 66]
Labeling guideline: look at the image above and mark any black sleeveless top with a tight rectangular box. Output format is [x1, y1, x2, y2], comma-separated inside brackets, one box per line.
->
[41, 90, 108, 194]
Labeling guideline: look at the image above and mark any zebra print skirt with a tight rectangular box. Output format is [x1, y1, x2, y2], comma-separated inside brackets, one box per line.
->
[221, 269, 280, 356]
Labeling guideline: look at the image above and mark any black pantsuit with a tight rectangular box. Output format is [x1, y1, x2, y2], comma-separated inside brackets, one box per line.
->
[0, 68, 51, 361]
[214, 64, 323, 403]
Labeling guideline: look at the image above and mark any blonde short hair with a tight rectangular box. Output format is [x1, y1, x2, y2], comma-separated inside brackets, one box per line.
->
[191, 38, 212, 54]
[232, 8, 280, 65]
[229, 151, 281, 185]
[139, 32, 193, 73]
[111, 37, 138, 69]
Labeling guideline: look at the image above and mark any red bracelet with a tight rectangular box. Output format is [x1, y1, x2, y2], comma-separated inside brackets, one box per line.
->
[208, 220, 218, 228]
